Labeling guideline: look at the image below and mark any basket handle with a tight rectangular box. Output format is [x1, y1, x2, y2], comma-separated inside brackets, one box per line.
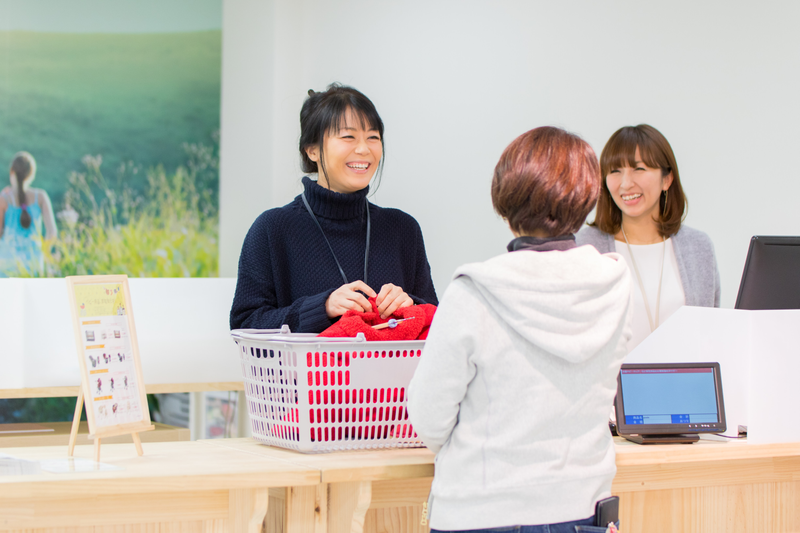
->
[232, 331, 369, 343]
[231, 325, 291, 340]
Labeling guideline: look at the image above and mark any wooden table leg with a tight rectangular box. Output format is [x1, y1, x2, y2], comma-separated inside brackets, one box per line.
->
[286, 484, 327, 533]
[67, 389, 84, 457]
[132, 431, 144, 456]
[363, 477, 433, 533]
[328, 481, 372, 533]
[230, 488, 270, 533]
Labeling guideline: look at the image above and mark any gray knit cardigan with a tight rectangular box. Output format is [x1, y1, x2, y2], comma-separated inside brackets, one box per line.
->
[576, 225, 721, 308]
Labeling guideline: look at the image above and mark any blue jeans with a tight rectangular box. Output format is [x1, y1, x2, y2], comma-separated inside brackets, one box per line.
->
[432, 516, 614, 533]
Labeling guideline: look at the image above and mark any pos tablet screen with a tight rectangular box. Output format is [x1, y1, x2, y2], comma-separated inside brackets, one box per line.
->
[615, 362, 726, 444]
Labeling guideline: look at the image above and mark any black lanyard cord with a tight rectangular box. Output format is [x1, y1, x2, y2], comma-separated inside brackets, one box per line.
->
[301, 192, 371, 286]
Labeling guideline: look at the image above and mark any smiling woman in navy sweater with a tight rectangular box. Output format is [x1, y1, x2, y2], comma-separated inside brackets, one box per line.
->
[230, 84, 438, 333]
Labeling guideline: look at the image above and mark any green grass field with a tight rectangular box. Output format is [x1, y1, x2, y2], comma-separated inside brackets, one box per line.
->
[0, 30, 221, 205]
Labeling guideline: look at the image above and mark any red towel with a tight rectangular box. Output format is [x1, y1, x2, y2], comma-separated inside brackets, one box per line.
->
[318, 298, 436, 341]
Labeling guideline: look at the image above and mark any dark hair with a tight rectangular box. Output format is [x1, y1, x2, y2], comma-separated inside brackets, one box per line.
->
[492, 126, 600, 237]
[299, 83, 384, 190]
[592, 124, 687, 237]
[9, 152, 36, 229]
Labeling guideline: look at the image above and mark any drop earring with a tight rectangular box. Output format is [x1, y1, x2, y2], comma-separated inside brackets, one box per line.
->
[662, 189, 669, 217]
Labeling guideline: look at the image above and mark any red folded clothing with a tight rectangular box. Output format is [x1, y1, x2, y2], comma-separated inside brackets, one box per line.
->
[318, 298, 437, 341]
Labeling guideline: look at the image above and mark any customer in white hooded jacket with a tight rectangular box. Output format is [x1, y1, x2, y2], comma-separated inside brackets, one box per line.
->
[408, 127, 633, 533]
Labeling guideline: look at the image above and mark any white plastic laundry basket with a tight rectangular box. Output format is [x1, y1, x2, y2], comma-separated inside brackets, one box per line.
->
[232, 327, 425, 453]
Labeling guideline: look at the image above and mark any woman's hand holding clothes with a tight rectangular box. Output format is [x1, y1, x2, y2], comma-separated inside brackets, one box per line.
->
[325, 281, 413, 320]
[376, 283, 413, 319]
[325, 281, 376, 318]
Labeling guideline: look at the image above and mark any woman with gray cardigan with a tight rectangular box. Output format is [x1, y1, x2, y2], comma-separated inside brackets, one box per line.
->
[577, 124, 720, 352]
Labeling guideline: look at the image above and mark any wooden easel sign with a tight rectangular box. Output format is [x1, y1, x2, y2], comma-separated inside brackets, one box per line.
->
[66, 275, 154, 461]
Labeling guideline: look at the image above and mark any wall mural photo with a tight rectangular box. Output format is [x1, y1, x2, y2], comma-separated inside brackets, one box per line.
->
[0, 0, 222, 279]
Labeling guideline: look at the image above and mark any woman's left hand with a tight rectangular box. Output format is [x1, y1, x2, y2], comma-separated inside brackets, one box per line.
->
[376, 284, 414, 319]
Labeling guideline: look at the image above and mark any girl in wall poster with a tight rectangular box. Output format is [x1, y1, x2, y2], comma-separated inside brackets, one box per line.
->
[0, 151, 58, 276]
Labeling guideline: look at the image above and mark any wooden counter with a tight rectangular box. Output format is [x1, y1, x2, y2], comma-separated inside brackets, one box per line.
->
[0, 440, 319, 533]
[1, 437, 798, 533]
[207, 437, 800, 533]
[613, 437, 800, 532]
[204, 438, 434, 533]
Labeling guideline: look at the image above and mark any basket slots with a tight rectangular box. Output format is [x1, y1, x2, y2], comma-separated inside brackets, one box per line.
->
[235, 334, 425, 453]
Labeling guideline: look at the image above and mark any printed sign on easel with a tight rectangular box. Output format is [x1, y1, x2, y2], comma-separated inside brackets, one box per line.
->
[66, 275, 154, 461]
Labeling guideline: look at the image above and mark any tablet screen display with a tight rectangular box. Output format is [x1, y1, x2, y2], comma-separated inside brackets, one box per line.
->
[615, 363, 726, 435]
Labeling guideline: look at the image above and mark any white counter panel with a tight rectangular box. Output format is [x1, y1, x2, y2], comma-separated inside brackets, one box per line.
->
[0, 278, 241, 389]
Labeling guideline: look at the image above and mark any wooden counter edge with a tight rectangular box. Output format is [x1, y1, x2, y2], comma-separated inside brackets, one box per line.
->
[198, 439, 437, 484]
[613, 438, 800, 466]
[320, 463, 435, 484]
[0, 470, 321, 499]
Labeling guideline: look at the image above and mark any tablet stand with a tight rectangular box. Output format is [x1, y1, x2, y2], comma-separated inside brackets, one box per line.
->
[622, 434, 699, 445]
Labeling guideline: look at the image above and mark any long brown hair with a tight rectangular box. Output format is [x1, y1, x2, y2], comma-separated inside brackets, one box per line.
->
[10, 152, 36, 229]
[591, 124, 686, 237]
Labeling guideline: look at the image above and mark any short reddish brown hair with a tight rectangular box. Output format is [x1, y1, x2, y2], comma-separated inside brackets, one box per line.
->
[492, 126, 600, 237]
[592, 124, 687, 237]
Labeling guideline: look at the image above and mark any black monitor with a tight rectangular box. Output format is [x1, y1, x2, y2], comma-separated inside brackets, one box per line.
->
[736, 236, 800, 310]
[614, 362, 726, 444]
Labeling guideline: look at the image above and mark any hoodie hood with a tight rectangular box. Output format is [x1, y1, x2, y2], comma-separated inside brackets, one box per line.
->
[453, 245, 631, 363]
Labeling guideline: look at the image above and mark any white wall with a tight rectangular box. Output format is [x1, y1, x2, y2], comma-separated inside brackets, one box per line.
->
[218, 0, 274, 274]
[220, 0, 800, 308]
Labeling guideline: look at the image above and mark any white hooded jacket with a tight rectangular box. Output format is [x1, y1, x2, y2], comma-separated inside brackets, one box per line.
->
[407, 244, 632, 531]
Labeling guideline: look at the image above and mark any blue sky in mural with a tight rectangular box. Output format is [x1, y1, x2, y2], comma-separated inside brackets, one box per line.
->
[0, 0, 221, 32]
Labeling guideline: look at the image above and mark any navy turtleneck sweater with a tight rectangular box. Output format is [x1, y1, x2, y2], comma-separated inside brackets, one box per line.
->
[230, 177, 438, 333]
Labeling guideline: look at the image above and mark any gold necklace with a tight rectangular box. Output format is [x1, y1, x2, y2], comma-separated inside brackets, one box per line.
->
[621, 225, 666, 332]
